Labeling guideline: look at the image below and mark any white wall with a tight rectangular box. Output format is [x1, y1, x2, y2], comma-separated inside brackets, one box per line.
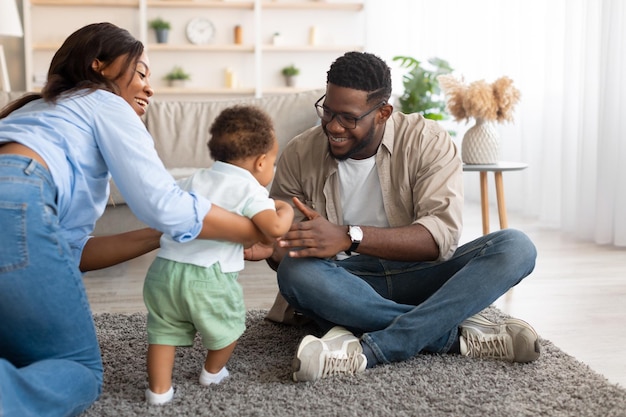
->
[364, 0, 546, 208]
[0, 0, 25, 91]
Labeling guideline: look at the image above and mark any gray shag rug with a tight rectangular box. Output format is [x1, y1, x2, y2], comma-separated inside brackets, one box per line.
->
[83, 308, 626, 417]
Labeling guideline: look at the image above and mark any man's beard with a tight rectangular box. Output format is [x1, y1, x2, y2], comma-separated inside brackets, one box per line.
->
[328, 124, 377, 161]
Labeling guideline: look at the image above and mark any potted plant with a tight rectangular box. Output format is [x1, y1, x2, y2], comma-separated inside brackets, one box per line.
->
[164, 66, 191, 88]
[281, 64, 300, 87]
[149, 17, 171, 44]
[392, 56, 454, 121]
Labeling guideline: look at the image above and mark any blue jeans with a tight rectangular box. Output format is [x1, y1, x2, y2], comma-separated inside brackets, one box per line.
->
[0, 156, 102, 417]
[277, 228, 537, 365]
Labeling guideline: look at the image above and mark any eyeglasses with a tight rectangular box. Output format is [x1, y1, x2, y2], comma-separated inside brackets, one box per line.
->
[314, 94, 386, 129]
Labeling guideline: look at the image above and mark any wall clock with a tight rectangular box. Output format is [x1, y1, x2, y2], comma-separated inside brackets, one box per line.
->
[186, 17, 215, 45]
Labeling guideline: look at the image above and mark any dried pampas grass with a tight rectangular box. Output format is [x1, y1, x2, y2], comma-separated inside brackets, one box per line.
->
[438, 74, 520, 123]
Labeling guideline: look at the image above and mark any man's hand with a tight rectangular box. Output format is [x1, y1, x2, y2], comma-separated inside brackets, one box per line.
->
[277, 197, 349, 259]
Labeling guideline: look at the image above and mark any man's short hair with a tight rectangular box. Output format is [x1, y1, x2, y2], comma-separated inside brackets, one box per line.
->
[327, 51, 392, 104]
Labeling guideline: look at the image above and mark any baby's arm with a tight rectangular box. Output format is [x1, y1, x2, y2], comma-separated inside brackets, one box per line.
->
[251, 199, 294, 238]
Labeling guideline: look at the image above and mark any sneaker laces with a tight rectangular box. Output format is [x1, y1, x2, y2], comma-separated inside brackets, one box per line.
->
[321, 352, 363, 378]
[463, 332, 512, 360]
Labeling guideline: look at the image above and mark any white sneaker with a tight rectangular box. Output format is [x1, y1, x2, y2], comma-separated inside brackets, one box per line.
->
[460, 314, 540, 363]
[321, 326, 362, 354]
[292, 327, 366, 382]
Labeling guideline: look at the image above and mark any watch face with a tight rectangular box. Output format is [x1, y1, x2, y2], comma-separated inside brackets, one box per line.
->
[186, 17, 215, 45]
[349, 226, 363, 242]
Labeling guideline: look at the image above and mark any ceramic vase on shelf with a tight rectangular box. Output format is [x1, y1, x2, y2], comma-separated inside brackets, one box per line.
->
[461, 118, 500, 164]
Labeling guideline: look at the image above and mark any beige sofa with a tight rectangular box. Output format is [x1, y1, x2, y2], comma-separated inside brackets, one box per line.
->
[1, 89, 324, 236]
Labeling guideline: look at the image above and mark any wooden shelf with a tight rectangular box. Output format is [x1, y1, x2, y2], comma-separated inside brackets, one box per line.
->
[261, 1, 363, 11]
[32, 43, 63, 51]
[30, 0, 139, 6]
[31, 86, 258, 96]
[27, 42, 268, 52]
[262, 44, 363, 52]
[147, 0, 254, 9]
[24, 0, 365, 96]
[155, 86, 256, 95]
[263, 86, 321, 94]
[147, 43, 255, 52]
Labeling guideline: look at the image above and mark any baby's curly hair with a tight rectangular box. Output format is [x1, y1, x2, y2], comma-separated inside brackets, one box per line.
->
[208, 105, 275, 162]
[327, 51, 392, 104]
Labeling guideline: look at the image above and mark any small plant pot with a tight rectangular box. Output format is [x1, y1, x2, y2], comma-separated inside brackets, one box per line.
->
[168, 79, 186, 88]
[284, 75, 297, 87]
[155, 29, 169, 44]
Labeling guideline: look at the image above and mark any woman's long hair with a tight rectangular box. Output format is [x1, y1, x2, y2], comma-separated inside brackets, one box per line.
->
[1, 22, 144, 118]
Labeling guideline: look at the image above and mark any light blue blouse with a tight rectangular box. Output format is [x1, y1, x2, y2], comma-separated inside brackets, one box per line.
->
[0, 89, 211, 263]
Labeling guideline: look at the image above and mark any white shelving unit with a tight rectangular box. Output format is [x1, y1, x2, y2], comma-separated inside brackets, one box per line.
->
[22, 0, 365, 98]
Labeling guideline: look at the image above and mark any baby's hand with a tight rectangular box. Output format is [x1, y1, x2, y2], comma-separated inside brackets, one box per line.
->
[244, 242, 275, 261]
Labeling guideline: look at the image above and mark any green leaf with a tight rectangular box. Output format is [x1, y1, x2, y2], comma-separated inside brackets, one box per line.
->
[393, 55, 454, 122]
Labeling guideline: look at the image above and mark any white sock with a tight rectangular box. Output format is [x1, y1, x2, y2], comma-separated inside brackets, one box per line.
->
[145, 386, 174, 405]
[199, 366, 229, 386]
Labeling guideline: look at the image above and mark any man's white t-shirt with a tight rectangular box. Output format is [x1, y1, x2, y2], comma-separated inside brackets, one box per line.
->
[337, 155, 389, 258]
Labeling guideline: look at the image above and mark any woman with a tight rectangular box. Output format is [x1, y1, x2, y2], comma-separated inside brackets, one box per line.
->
[0, 22, 264, 417]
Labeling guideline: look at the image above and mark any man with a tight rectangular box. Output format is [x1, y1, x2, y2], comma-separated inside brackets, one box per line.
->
[265, 51, 539, 382]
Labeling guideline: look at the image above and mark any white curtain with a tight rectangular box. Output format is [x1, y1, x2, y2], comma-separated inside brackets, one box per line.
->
[365, 0, 626, 246]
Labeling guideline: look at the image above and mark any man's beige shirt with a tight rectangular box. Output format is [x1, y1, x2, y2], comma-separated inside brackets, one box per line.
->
[270, 112, 464, 261]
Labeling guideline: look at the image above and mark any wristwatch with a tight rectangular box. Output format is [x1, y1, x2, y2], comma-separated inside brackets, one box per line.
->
[346, 225, 363, 255]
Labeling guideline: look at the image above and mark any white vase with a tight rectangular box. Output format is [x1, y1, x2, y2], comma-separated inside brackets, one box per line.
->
[461, 118, 500, 164]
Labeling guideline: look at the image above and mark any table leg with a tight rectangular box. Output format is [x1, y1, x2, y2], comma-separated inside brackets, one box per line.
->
[494, 171, 508, 229]
[494, 171, 514, 296]
[479, 171, 489, 235]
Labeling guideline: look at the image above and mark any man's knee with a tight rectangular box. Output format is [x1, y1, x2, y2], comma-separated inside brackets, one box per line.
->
[500, 229, 536, 258]
[277, 255, 314, 288]
[494, 228, 537, 275]
[277, 256, 335, 300]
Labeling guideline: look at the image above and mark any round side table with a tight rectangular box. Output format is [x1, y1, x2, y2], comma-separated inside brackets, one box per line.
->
[462, 161, 528, 235]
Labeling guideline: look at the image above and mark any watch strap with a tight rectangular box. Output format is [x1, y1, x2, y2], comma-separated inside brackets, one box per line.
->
[346, 225, 362, 256]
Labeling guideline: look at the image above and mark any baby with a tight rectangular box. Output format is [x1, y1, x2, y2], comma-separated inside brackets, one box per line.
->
[143, 105, 294, 405]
